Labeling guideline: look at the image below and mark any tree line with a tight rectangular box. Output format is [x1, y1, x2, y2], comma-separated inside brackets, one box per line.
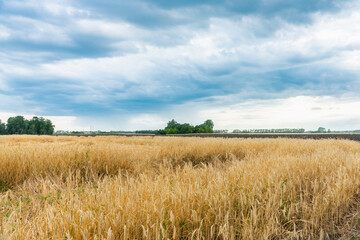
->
[232, 128, 305, 133]
[156, 119, 214, 134]
[0, 116, 54, 135]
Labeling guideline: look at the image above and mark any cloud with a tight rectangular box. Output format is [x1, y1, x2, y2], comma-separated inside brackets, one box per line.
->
[0, 16, 72, 45]
[78, 0, 353, 28]
[0, 0, 360, 130]
[69, 95, 360, 131]
[191, 95, 360, 131]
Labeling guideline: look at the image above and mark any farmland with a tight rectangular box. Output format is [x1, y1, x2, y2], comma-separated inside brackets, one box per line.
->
[0, 135, 360, 239]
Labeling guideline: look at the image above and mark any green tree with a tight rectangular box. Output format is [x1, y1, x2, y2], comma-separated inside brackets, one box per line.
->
[165, 119, 180, 134]
[194, 125, 205, 133]
[165, 120, 180, 130]
[27, 117, 55, 135]
[204, 119, 214, 130]
[38, 117, 48, 134]
[27, 116, 39, 134]
[6, 116, 28, 134]
[179, 123, 195, 134]
[0, 120, 6, 135]
[156, 129, 167, 135]
[317, 127, 326, 133]
[44, 119, 55, 135]
[167, 128, 179, 134]
[195, 120, 214, 133]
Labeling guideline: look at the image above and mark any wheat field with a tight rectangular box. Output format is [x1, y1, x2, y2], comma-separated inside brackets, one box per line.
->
[0, 135, 360, 239]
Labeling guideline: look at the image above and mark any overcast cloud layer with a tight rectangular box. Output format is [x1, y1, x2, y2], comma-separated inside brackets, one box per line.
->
[1, 0, 360, 131]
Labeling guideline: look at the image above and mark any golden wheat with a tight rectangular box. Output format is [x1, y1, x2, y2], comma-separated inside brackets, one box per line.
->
[0, 135, 359, 239]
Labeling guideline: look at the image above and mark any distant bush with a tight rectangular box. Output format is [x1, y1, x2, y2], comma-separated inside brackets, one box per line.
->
[135, 130, 158, 134]
[214, 129, 228, 133]
[233, 128, 305, 133]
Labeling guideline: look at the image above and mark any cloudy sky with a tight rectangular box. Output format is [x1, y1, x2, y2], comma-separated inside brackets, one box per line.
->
[1, 0, 360, 131]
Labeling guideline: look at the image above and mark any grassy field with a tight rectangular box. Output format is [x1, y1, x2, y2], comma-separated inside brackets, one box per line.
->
[0, 136, 360, 239]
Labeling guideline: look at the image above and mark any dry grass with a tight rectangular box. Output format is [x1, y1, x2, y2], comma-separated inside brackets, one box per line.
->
[0, 135, 360, 239]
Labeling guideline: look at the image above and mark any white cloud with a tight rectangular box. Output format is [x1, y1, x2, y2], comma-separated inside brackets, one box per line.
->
[0, 25, 11, 40]
[0, 16, 72, 45]
[3, 0, 90, 18]
[195, 95, 360, 131]
[48, 116, 82, 131]
[69, 95, 360, 131]
[75, 19, 138, 39]
[335, 50, 360, 70]
[42, 2, 90, 17]
[5, 0, 360, 83]
[127, 114, 167, 130]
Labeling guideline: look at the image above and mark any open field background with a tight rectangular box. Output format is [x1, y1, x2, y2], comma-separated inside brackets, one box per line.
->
[1, 136, 360, 239]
